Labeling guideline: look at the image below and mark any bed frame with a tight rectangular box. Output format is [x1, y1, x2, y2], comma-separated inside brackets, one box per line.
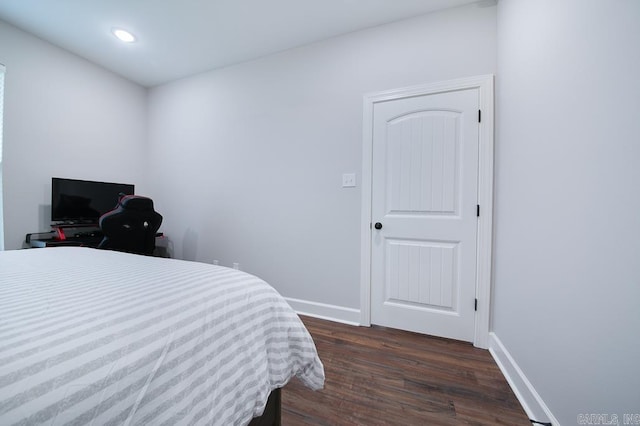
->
[248, 389, 281, 426]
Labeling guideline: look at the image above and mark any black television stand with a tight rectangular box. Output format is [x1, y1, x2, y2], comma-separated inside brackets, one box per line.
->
[26, 224, 169, 256]
[27, 223, 103, 248]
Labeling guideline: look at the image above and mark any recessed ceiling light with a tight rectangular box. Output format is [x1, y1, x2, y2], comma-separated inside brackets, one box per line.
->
[112, 28, 136, 43]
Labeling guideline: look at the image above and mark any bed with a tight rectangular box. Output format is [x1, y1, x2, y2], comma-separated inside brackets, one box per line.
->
[0, 247, 324, 425]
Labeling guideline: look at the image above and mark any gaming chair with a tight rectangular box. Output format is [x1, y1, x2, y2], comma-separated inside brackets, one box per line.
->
[98, 195, 163, 255]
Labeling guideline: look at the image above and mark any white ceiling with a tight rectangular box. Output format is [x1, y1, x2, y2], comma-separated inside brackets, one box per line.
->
[0, 0, 485, 88]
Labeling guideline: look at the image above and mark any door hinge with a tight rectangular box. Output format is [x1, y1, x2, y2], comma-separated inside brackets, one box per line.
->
[478, 109, 481, 123]
[477, 204, 480, 217]
[475, 298, 478, 311]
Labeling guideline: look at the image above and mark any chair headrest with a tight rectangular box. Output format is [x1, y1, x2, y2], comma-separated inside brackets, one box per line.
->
[118, 195, 155, 211]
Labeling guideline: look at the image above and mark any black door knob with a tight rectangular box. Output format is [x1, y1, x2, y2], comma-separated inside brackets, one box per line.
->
[374, 222, 383, 230]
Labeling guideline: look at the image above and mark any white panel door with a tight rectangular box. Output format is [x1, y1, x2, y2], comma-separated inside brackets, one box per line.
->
[370, 88, 479, 342]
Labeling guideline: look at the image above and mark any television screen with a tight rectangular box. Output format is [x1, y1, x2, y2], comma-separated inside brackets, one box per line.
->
[51, 177, 135, 223]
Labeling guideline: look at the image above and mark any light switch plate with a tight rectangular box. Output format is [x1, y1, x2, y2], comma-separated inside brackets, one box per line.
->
[342, 173, 356, 188]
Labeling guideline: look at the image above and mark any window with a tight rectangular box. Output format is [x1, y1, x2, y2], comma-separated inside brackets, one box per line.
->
[0, 64, 5, 250]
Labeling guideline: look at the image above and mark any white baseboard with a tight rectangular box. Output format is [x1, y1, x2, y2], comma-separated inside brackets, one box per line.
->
[489, 332, 561, 426]
[284, 297, 361, 326]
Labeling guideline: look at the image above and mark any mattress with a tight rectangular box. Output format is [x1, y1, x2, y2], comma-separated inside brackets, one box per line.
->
[0, 247, 324, 425]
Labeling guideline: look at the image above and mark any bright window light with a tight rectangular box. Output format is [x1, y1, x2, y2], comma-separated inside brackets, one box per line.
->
[112, 28, 136, 43]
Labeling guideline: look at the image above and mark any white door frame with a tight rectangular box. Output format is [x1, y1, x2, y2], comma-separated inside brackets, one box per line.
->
[359, 75, 494, 349]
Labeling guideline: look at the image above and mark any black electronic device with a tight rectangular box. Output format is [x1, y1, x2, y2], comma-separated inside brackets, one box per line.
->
[51, 177, 134, 224]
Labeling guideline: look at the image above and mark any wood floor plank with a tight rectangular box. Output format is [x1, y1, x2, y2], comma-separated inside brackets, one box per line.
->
[282, 316, 530, 425]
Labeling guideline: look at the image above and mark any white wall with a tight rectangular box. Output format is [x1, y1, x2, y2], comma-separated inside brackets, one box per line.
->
[146, 4, 497, 312]
[493, 0, 640, 423]
[0, 20, 148, 249]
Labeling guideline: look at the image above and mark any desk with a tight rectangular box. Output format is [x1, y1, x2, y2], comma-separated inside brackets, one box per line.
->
[27, 232, 169, 257]
[27, 226, 103, 248]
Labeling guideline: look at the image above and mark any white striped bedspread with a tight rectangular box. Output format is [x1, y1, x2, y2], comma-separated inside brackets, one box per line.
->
[0, 247, 324, 426]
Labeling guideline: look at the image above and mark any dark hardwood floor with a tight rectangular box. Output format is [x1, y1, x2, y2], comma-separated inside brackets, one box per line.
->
[282, 316, 530, 426]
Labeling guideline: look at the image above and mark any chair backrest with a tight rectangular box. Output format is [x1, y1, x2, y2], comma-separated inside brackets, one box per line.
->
[98, 195, 162, 255]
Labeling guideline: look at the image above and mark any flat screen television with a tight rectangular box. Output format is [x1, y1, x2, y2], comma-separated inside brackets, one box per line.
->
[51, 177, 135, 224]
